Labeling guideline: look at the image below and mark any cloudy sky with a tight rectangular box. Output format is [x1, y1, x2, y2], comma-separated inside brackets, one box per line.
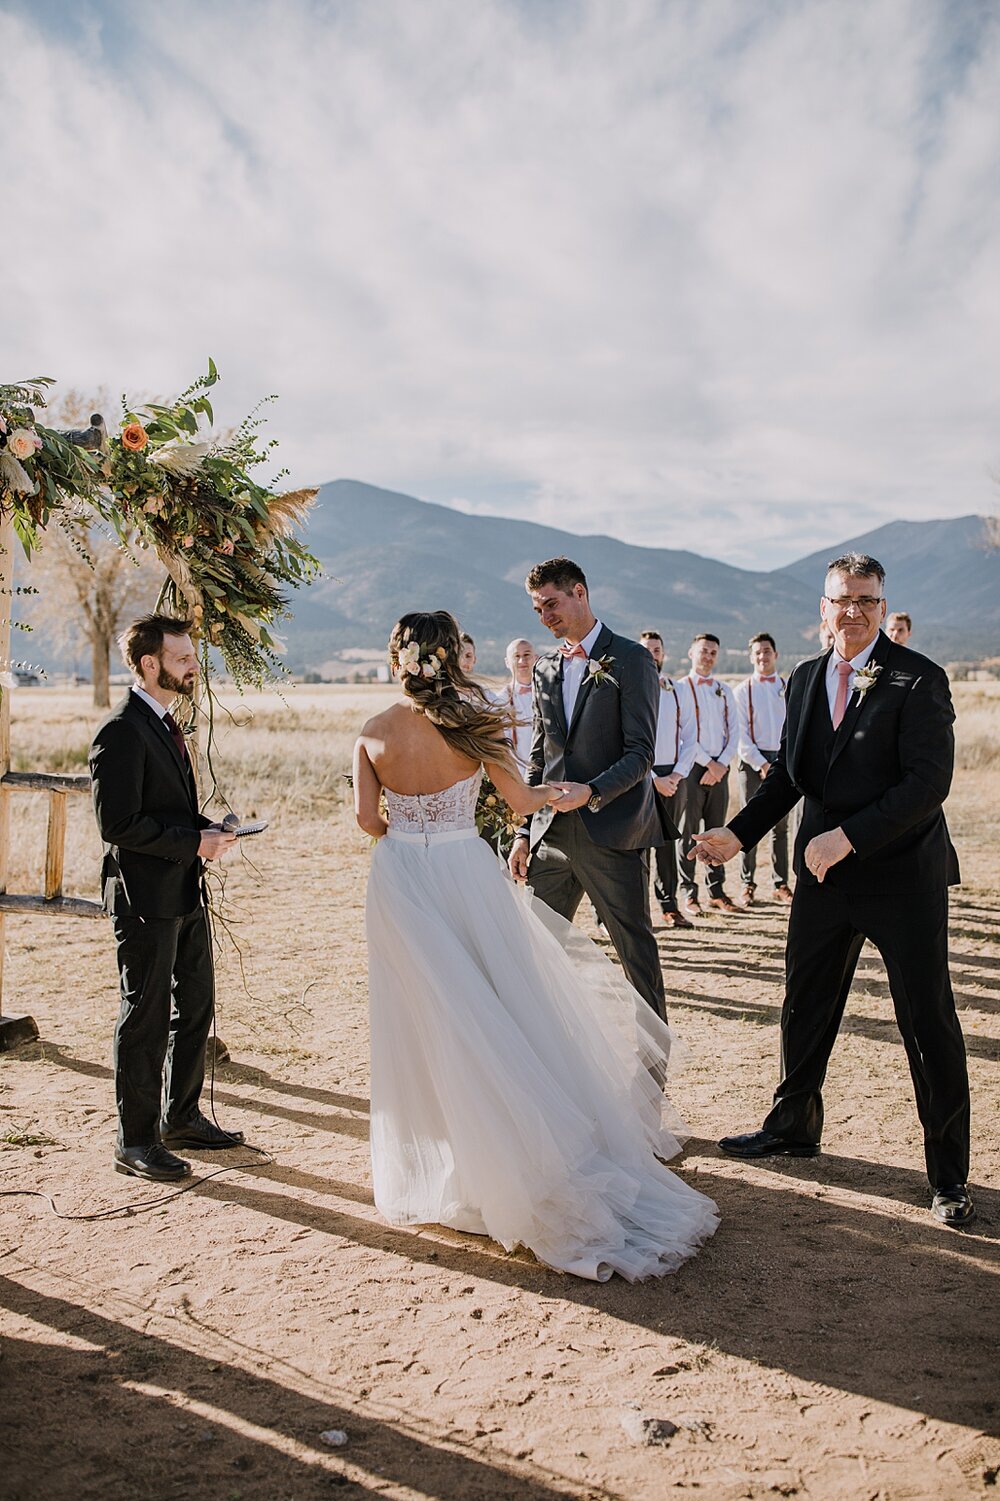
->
[3, 0, 999, 567]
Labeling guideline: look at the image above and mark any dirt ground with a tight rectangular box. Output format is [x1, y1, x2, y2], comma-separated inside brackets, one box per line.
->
[1, 685, 997, 1501]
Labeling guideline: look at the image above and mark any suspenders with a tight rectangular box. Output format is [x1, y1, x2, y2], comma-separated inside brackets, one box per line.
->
[746, 676, 786, 749]
[687, 678, 729, 758]
[660, 677, 680, 763]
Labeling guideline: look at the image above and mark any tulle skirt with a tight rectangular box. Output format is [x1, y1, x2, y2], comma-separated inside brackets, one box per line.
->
[366, 827, 719, 1282]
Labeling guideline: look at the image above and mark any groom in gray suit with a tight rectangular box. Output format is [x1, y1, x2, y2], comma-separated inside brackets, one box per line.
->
[508, 557, 675, 1021]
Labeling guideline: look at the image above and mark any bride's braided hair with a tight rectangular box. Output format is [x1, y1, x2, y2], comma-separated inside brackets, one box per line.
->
[388, 611, 520, 776]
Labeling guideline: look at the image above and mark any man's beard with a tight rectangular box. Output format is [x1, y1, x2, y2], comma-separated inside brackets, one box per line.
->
[157, 665, 196, 697]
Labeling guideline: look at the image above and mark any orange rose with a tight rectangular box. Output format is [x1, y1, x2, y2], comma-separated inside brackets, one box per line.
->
[121, 422, 148, 452]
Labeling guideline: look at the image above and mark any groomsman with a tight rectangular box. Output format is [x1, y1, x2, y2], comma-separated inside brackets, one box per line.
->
[640, 630, 697, 928]
[735, 633, 793, 907]
[501, 637, 538, 766]
[676, 634, 739, 915]
[887, 611, 912, 646]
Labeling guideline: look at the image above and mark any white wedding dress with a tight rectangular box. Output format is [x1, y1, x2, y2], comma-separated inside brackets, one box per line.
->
[366, 769, 720, 1282]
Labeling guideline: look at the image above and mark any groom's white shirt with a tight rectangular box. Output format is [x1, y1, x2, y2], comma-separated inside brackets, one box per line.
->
[561, 619, 603, 726]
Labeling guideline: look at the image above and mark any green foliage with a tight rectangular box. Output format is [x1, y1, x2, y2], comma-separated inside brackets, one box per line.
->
[0, 377, 102, 557]
[98, 360, 321, 689]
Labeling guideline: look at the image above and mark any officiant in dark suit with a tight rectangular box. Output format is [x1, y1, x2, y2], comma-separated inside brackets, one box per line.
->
[89, 615, 242, 1183]
[692, 553, 973, 1227]
[508, 557, 676, 1022]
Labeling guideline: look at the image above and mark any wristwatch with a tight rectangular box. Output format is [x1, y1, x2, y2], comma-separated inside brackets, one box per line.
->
[587, 783, 602, 812]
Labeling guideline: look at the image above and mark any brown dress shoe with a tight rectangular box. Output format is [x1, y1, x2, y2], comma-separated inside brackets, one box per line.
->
[740, 884, 755, 907]
[707, 894, 740, 913]
[773, 884, 793, 904]
[661, 909, 694, 930]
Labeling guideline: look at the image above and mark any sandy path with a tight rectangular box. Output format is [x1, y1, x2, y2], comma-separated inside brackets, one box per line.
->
[1, 700, 997, 1500]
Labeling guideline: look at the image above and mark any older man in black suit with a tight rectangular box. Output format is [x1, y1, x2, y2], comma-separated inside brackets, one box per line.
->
[90, 615, 242, 1182]
[693, 553, 973, 1227]
[508, 557, 675, 1022]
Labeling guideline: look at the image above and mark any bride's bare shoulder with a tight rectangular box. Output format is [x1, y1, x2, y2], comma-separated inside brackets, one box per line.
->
[358, 702, 409, 739]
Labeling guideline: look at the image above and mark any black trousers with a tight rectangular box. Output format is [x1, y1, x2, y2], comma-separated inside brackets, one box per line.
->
[527, 811, 667, 1022]
[112, 906, 215, 1149]
[678, 770, 730, 900]
[764, 882, 970, 1188]
[650, 764, 681, 912]
[738, 753, 790, 889]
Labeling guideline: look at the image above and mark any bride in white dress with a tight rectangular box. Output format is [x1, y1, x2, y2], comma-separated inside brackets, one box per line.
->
[353, 611, 719, 1282]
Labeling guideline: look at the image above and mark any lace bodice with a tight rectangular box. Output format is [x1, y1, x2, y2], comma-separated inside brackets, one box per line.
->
[384, 769, 482, 834]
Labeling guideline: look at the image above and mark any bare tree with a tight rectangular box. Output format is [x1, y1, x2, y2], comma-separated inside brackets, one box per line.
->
[28, 522, 161, 707]
[24, 390, 160, 707]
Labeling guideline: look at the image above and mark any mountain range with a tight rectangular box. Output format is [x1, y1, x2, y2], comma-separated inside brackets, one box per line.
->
[15, 480, 999, 677]
[290, 481, 1000, 672]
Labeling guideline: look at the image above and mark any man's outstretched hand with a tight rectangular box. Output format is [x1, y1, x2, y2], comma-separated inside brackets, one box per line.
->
[508, 835, 530, 883]
[691, 827, 742, 866]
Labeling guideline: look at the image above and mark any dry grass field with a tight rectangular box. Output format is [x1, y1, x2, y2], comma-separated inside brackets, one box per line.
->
[1, 681, 998, 1501]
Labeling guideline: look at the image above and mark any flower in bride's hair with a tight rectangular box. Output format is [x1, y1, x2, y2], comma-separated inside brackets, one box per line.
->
[422, 658, 440, 678]
[435, 647, 447, 660]
[397, 641, 423, 676]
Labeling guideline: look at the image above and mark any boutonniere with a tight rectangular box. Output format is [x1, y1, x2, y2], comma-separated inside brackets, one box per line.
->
[853, 664, 882, 700]
[714, 683, 723, 698]
[658, 674, 674, 692]
[586, 653, 618, 688]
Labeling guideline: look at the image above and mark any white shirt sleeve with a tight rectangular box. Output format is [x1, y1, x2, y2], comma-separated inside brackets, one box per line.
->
[718, 683, 739, 767]
[674, 680, 699, 778]
[735, 679, 766, 772]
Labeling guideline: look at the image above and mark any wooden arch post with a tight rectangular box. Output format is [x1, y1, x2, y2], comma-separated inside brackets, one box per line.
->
[0, 419, 107, 1050]
[0, 509, 33, 1046]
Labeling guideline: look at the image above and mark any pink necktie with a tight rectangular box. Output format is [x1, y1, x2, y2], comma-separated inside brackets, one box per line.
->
[560, 642, 587, 659]
[832, 661, 853, 729]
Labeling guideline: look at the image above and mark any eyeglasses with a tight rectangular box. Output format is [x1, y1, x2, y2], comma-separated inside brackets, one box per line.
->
[823, 595, 883, 611]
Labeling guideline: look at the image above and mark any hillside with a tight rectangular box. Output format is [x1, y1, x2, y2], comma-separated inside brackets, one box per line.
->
[17, 482, 999, 676]
[296, 482, 999, 670]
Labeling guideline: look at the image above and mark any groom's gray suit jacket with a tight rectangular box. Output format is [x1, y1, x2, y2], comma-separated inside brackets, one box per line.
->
[524, 624, 679, 851]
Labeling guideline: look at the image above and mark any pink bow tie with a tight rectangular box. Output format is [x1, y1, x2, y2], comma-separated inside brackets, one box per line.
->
[515, 684, 533, 694]
[758, 675, 777, 683]
[696, 676, 713, 685]
[560, 643, 587, 659]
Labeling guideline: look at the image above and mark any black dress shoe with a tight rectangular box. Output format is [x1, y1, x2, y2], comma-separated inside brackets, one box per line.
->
[931, 1184, 975, 1227]
[719, 1129, 820, 1159]
[114, 1144, 192, 1181]
[160, 1113, 245, 1150]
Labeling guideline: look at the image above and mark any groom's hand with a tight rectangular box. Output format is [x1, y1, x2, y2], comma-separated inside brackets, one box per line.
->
[691, 827, 741, 865]
[550, 781, 591, 812]
[509, 836, 530, 883]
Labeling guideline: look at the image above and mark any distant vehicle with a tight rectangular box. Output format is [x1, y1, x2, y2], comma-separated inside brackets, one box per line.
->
[13, 670, 41, 687]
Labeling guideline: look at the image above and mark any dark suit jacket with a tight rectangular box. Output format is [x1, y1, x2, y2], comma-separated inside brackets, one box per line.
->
[525, 624, 678, 851]
[90, 691, 212, 918]
[728, 631, 960, 895]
